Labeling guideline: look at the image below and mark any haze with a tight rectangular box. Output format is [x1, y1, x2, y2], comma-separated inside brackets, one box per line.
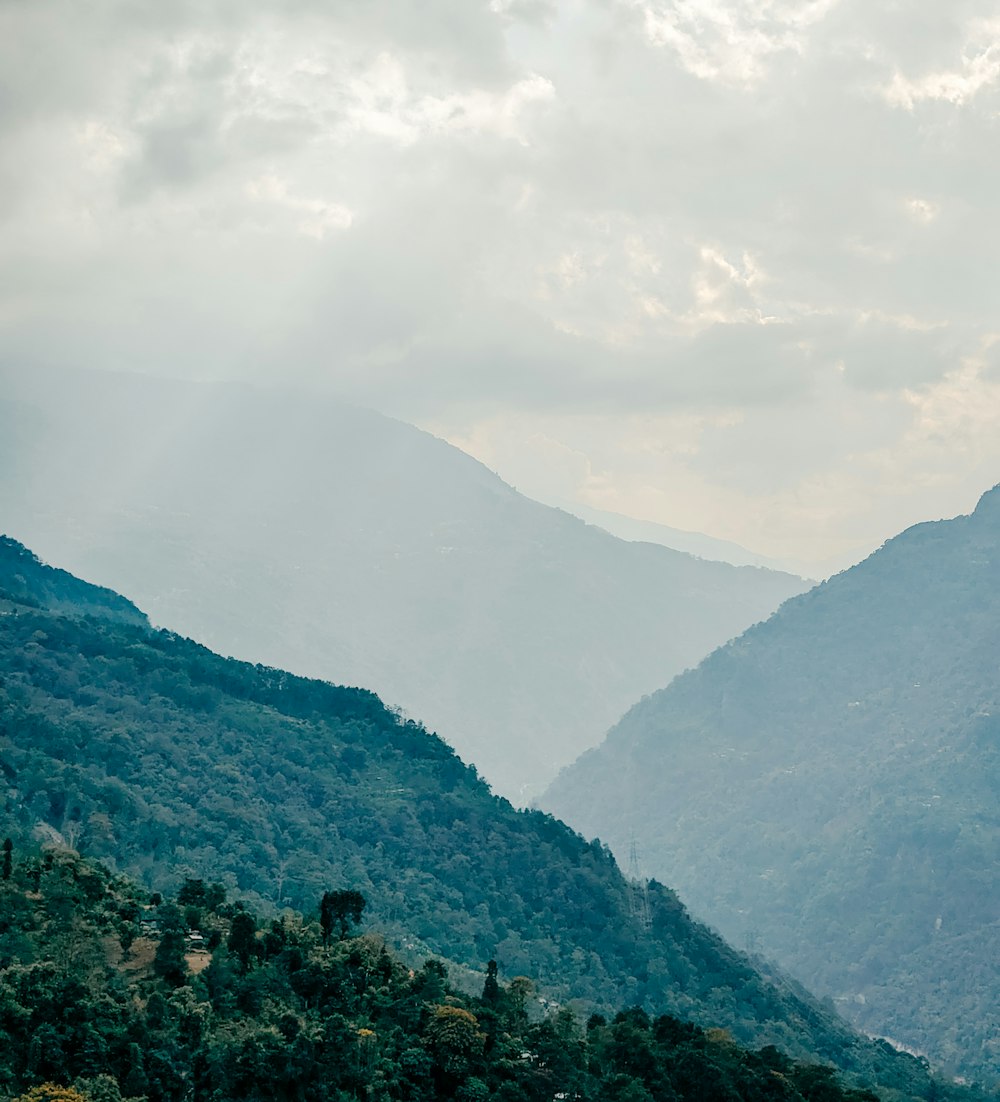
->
[3, 0, 999, 569]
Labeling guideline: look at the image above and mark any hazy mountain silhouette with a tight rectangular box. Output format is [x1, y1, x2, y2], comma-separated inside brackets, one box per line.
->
[544, 485, 1000, 1085]
[561, 500, 862, 579]
[0, 364, 805, 799]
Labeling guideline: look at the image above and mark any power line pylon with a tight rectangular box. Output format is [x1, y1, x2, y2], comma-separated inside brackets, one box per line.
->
[627, 834, 652, 932]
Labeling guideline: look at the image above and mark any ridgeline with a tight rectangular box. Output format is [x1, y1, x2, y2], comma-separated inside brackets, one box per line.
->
[545, 486, 1000, 1086]
[0, 536, 943, 1100]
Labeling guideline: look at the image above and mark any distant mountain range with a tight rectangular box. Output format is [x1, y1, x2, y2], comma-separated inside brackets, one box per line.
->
[544, 486, 1000, 1086]
[559, 500, 862, 580]
[0, 536, 946, 1098]
[0, 364, 805, 799]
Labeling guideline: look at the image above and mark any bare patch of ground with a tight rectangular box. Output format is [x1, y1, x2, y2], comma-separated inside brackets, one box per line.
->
[185, 951, 211, 975]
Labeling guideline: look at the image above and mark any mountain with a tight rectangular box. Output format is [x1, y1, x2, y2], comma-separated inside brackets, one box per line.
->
[0, 537, 941, 1098]
[0, 364, 806, 801]
[0, 536, 148, 627]
[558, 500, 810, 575]
[559, 501, 864, 580]
[544, 486, 1000, 1086]
[0, 849, 953, 1102]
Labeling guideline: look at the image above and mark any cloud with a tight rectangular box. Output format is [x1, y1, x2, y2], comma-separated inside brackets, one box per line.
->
[882, 18, 1000, 108]
[626, 0, 841, 87]
[246, 174, 354, 239]
[1, 0, 999, 560]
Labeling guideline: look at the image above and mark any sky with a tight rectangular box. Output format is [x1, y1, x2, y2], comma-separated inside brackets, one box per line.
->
[2, 0, 1000, 568]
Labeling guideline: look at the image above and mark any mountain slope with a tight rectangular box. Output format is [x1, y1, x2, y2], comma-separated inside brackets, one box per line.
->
[1, 848, 962, 1102]
[562, 500, 829, 577]
[0, 364, 806, 800]
[0, 535, 148, 626]
[0, 538, 937, 1098]
[544, 486, 1000, 1086]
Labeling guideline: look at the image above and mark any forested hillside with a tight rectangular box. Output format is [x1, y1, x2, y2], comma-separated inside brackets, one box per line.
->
[0, 539, 147, 627]
[0, 365, 805, 799]
[0, 846, 958, 1102]
[545, 486, 1000, 1086]
[0, 538, 936, 1098]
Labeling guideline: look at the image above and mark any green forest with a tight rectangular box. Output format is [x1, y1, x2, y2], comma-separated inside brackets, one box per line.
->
[544, 486, 1000, 1086]
[0, 537, 963, 1101]
[0, 843, 960, 1102]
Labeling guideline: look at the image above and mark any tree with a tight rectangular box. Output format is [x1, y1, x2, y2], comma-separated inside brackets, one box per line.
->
[121, 1044, 150, 1099]
[2, 837, 12, 880]
[227, 910, 258, 974]
[154, 927, 187, 987]
[425, 1005, 485, 1078]
[506, 976, 534, 1026]
[154, 902, 188, 986]
[482, 959, 499, 1005]
[320, 889, 366, 943]
[72, 1075, 124, 1102]
[204, 882, 227, 912]
[13, 1087, 89, 1102]
[456, 1078, 490, 1102]
[177, 878, 205, 906]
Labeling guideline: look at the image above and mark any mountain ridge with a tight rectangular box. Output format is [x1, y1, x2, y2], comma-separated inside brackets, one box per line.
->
[543, 484, 1000, 1086]
[0, 363, 806, 800]
[555, 499, 851, 578]
[0, 535, 941, 1098]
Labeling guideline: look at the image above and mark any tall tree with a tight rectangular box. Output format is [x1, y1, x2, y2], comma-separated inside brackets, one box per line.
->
[153, 903, 188, 987]
[227, 910, 258, 974]
[320, 889, 366, 943]
[482, 960, 499, 1005]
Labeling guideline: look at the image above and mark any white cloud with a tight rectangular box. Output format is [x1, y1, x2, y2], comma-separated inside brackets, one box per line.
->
[246, 175, 354, 239]
[77, 120, 132, 173]
[627, 0, 841, 86]
[904, 197, 939, 224]
[902, 345, 1000, 448]
[688, 246, 770, 326]
[217, 38, 555, 151]
[2, 0, 999, 561]
[882, 19, 1000, 108]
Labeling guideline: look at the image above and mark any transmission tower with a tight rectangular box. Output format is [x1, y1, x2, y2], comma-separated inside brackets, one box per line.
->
[626, 835, 652, 932]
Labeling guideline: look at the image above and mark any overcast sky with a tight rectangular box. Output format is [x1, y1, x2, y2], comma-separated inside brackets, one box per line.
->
[3, 0, 1000, 567]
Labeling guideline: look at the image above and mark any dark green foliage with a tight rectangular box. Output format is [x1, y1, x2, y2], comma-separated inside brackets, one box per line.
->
[226, 911, 259, 974]
[175, 879, 204, 906]
[482, 959, 499, 1004]
[545, 485, 1000, 1086]
[319, 889, 365, 944]
[151, 928, 186, 986]
[0, 538, 947, 1098]
[153, 907, 187, 988]
[0, 850, 976, 1102]
[0, 538, 147, 628]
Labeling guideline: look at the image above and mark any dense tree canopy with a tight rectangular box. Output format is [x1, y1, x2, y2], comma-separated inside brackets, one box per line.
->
[0, 538, 946, 1097]
[0, 847, 976, 1102]
[545, 487, 1000, 1086]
